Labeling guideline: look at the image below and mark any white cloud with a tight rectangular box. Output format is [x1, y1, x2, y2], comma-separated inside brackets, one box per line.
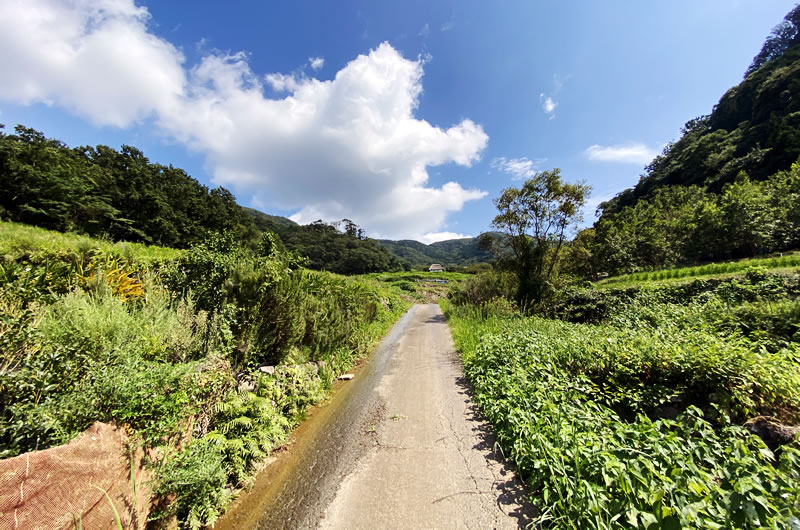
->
[264, 71, 301, 92]
[0, 0, 186, 127]
[418, 23, 430, 38]
[441, 19, 456, 32]
[309, 56, 324, 70]
[163, 44, 489, 239]
[419, 232, 471, 244]
[0, 1, 489, 240]
[491, 156, 544, 181]
[584, 143, 658, 165]
[540, 93, 557, 118]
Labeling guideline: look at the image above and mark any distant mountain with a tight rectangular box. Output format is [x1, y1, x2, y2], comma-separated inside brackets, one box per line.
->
[241, 207, 497, 269]
[376, 235, 497, 268]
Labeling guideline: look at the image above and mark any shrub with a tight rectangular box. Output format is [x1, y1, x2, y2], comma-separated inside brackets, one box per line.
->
[0, 223, 410, 527]
[448, 270, 518, 306]
[392, 280, 416, 292]
[155, 436, 231, 529]
[445, 302, 800, 528]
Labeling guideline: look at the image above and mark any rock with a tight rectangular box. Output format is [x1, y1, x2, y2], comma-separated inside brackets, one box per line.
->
[238, 380, 256, 392]
[745, 416, 800, 451]
[339, 374, 355, 380]
[259, 365, 276, 375]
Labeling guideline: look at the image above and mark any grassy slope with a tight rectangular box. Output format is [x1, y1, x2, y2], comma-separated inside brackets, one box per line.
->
[0, 220, 181, 264]
[596, 252, 800, 289]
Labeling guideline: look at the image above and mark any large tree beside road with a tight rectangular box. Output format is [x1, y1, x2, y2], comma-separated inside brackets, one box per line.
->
[489, 168, 590, 307]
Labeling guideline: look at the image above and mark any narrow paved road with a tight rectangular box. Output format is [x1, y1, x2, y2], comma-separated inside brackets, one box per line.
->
[218, 304, 533, 529]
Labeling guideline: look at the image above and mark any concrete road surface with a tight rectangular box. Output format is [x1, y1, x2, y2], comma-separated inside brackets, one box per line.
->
[219, 304, 533, 529]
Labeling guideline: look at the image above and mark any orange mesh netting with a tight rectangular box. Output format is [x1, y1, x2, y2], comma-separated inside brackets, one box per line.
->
[0, 422, 152, 530]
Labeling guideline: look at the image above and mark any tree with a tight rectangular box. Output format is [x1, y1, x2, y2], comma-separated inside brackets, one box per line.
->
[490, 169, 590, 307]
[719, 173, 777, 257]
[561, 228, 599, 281]
[744, 4, 800, 78]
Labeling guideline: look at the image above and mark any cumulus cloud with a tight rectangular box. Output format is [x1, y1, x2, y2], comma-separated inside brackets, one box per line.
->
[491, 156, 544, 181]
[0, 0, 489, 241]
[584, 143, 658, 164]
[0, 0, 185, 127]
[540, 93, 557, 118]
[264, 71, 301, 92]
[309, 56, 324, 70]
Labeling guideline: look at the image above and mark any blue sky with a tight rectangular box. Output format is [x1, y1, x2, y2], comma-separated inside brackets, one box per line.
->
[0, 1, 795, 242]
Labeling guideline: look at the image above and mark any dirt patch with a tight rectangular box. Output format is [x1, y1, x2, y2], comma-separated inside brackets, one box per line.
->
[0, 422, 153, 530]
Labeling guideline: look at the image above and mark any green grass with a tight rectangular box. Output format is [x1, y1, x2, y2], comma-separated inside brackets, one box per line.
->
[362, 270, 471, 283]
[596, 252, 800, 289]
[360, 270, 471, 301]
[0, 220, 181, 264]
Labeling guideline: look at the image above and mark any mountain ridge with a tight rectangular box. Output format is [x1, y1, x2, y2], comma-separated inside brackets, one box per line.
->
[241, 207, 496, 268]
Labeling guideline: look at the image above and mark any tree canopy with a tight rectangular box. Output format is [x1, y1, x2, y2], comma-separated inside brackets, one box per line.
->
[490, 169, 590, 305]
[600, 5, 800, 218]
[0, 124, 257, 247]
[744, 4, 800, 78]
[571, 161, 800, 277]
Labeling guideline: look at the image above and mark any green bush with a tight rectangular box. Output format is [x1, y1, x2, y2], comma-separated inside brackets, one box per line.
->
[392, 280, 416, 292]
[447, 269, 518, 306]
[550, 271, 800, 324]
[445, 302, 800, 528]
[0, 223, 410, 527]
[155, 436, 231, 529]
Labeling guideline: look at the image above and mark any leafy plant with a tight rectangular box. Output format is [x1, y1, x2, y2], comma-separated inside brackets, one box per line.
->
[443, 294, 800, 528]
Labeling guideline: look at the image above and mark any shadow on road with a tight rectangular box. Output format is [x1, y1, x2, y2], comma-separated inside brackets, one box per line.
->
[424, 313, 448, 324]
[453, 373, 538, 529]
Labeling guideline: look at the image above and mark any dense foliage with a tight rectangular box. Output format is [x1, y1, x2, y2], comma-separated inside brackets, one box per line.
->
[0, 125, 257, 247]
[575, 163, 800, 275]
[585, 8, 800, 276]
[443, 268, 800, 528]
[0, 221, 408, 527]
[265, 218, 406, 275]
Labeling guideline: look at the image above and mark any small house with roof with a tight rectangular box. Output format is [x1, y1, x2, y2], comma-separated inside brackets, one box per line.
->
[428, 263, 445, 272]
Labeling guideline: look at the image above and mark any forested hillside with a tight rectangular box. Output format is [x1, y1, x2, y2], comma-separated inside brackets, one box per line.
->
[0, 125, 407, 275]
[0, 125, 257, 247]
[244, 206, 495, 270]
[573, 6, 800, 276]
[258, 216, 407, 274]
[377, 235, 495, 268]
[601, 5, 800, 215]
